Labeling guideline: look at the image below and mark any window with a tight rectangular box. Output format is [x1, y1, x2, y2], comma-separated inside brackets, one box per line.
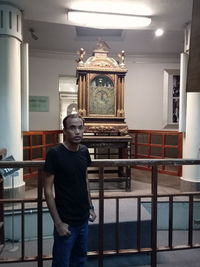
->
[59, 76, 78, 129]
[163, 69, 180, 128]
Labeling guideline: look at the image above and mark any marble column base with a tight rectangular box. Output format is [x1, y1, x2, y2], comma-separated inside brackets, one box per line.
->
[180, 177, 200, 192]
[3, 185, 25, 199]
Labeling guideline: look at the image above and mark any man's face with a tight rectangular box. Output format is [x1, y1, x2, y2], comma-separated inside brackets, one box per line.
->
[63, 117, 84, 144]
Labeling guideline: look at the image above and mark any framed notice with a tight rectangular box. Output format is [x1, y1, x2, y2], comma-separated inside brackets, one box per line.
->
[29, 96, 49, 112]
[0, 155, 19, 177]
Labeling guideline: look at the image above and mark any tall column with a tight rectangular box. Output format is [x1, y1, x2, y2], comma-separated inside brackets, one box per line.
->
[181, 93, 200, 191]
[180, 0, 200, 191]
[21, 43, 29, 131]
[0, 3, 25, 194]
[178, 53, 188, 132]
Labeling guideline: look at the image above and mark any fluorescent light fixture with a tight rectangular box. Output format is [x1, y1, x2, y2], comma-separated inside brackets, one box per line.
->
[69, 1, 151, 16]
[67, 10, 151, 29]
[155, 28, 164, 37]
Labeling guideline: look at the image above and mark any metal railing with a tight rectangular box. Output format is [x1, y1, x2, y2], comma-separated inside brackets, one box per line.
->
[0, 159, 200, 267]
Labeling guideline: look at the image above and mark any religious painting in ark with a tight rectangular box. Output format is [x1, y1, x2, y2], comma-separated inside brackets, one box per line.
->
[89, 75, 115, 116]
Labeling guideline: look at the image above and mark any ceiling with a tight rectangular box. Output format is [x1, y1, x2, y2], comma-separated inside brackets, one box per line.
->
[7, 0, 193, 56]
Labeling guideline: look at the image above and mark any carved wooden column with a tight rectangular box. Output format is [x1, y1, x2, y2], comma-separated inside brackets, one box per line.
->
[117, 76, 121, 117]
[82, 73, 87, 116]
[78, 74, 83, 114]
[121, 75, 125, 117]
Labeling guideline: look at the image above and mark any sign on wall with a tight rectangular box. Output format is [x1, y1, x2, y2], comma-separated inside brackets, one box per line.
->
[29, 96, 49, 112]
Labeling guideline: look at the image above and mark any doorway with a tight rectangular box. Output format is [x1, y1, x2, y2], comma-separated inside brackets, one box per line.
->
[59, 76, 78, 129]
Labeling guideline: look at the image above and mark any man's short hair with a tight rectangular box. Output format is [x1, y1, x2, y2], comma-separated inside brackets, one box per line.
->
[63, 114, 84, 129]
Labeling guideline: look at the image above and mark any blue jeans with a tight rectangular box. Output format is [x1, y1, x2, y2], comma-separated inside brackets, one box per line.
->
[52, 221, 88, 267]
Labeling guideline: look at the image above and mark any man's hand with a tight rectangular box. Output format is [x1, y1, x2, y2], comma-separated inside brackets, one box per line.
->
[89, 209, 96, 222]
[56, 222, 71, 236]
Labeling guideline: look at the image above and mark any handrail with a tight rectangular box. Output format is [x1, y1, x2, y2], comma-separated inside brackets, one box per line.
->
[1, 158, 200, 168]
[0, 159, 200, 267]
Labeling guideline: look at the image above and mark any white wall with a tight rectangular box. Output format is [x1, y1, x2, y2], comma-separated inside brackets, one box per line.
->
[29, 51, 77, 130]
[125, 57, 179, 129]
[29, 50, 179, 130]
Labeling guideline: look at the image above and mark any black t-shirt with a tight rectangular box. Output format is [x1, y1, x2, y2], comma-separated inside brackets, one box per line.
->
[43, 143, 91, 226]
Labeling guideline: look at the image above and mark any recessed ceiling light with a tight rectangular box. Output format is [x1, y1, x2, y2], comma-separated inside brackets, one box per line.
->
[155, 28, 164, 37]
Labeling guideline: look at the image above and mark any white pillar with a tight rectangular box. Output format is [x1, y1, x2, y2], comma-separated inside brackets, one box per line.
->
[180, 22, 200, 191]
[181, 93, 200, 191]
[179, 53, 188, 132]
[21, 43, 29, 131]
[0, 3, 25, 192]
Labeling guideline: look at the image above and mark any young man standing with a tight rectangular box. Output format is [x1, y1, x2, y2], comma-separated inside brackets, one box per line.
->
[44, 114, 96, 267]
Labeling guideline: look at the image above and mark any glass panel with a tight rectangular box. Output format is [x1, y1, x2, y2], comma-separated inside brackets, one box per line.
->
[138, 146, 148, 155]
[151, 134, 162, 144]
[137, 134, 148, 143]
[32, 135, 42, 146]
[89, 75, 115, 115]
[166, 135, 178, 145]
[23, 149, 30, 160]
[165, 147, 178, 158]
[173, 75, 180, 97]
[23, 136, 30, 146]
[46, 134, 55, 144]
[32, 148, 42, 159]
[150, 146, 162, 157]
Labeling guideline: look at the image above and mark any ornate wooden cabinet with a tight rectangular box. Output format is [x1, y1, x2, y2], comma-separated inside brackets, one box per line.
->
[76, 41, 131, 190]
[76, 40, 128, 135]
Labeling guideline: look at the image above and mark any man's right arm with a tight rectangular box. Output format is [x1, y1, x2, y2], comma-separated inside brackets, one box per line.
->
[44, 173, 71, 236]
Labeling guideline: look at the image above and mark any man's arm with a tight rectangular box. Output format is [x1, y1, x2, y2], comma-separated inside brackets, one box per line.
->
[44, 173, 71, 236]
[86, 173, 96, 222]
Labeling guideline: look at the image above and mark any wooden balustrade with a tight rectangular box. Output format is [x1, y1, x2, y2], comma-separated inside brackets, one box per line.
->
[0, 159, 200, 267]
[22, 130, 183, 179]
[129, 130, 183, 176]
[23, 131, 62, 179]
